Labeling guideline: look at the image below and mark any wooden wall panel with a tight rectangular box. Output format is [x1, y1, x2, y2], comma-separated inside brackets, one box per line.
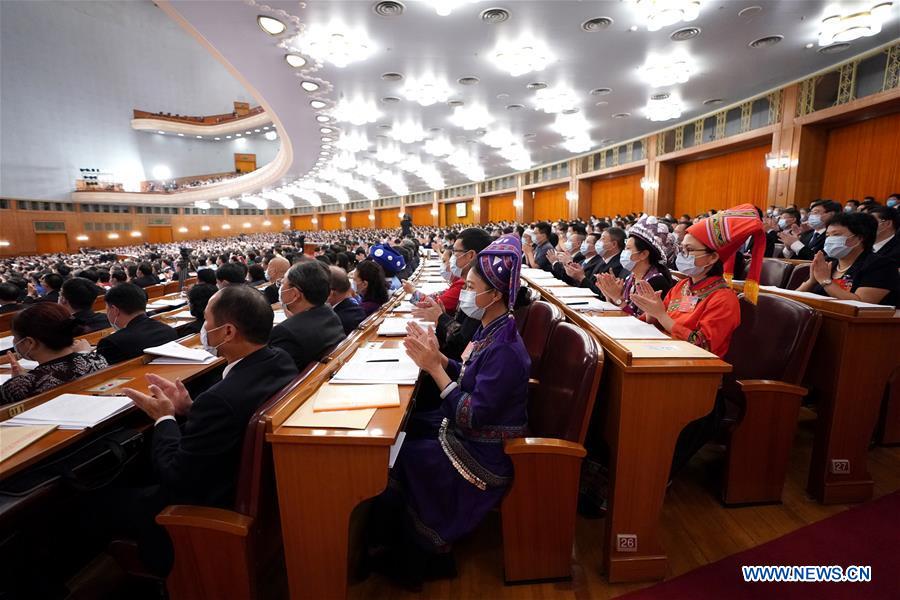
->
[146, 226, 174, 244]
[486, 194, 515, 223]
[408, 204, 433, 227]
[35, 233, 68, 254]
[321, 213, 342, 231]
[590, 172, 644, 218]
[533, 186, 568, 222]
[819, 112, 900, 203]
[375, 208, 397, 229]
[444, 201, 473, 226]
[673, 144, 769, 217]
[348, 210, 371, 229]
[291, 215, 314, 230]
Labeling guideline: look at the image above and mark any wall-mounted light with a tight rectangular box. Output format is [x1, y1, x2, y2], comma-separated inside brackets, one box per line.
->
[201, 225, 210, 231]
[263, 220, 272, 226]
[565, 190, 578, 202]
[243, 222, 252, 228]
[76, 234, 89, 241]
[130, 231, 142, 237]
[339, 216, 347, 222]
[472, 205, 480, 212]
[513, 199, 524, 208]
[368, 213, 376, 221]
[311, 218, 319, 224]
[222, 224, 232, 230]
[640, 177, 660, 191]
[765, 152, 792, 171]
[107, 233, 120, 240]
[178, 227, 188, 233]
[430, 208, 439, 216]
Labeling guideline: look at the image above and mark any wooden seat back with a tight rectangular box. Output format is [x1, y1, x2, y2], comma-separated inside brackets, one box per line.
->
[518, 300, 563, 379]
[143, 283, 165, 299]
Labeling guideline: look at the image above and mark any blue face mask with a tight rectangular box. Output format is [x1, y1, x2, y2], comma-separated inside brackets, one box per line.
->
[824, 235, 854, 259]
[619, 249, 636, 272]
[675, 253, 709, 277]
[580, 242, 589, 254]
[807, 213, 824, 229]
[888, 198, 898, 208]
[458, 288, 494, 320]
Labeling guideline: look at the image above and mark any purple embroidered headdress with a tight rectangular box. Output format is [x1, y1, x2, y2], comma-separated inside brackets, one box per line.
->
[474, 235, 522, 311]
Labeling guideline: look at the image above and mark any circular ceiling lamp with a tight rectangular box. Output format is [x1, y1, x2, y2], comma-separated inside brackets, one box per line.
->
[257, 15, 286, 36]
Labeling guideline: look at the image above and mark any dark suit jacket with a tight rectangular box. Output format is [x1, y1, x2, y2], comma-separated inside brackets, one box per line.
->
[72, 309, 110, 335]
[874, 234, 900, 268]
[795, 229, 826, 260]
[333, 297, 366, 335]
[131, 274, 161, 288]
[585, 253, 626, 297]
[96, 313, 178, 364]
[0, 304, 21, 314]
[551, 253, 601, 287]
[269, 304, 346, 370]
[152, 346, 298, 507]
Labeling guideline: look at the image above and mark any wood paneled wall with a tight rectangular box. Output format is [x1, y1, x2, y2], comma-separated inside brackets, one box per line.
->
[408, 204, 433, 227]
[673, 144, 769, 217]
[820, 112, 900, 202]
[375, 208, 397, 229]
[590, 172, 644, 218]
[486, 194, 515, 223]
[443, 201, 473, 226]
[321, 213, 342, 231]
[291, 215, 314, 230]
[348, 210, 371, 229]
[532, 185, 568, 222]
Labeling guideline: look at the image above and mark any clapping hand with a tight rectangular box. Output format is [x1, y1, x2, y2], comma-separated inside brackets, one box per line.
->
[810, 251, 832, 285]
[122, 379, 177, 421]
[546, 248, 558, 263]
[403, 322, 443, 375]
[565, 262, 586, 283]
[629, 279, 666, 319]
[777, 230, 800, 248]
[412, 295, 444, 323]
[557, 250, 573, 265]
[401, 280, 416, 294]
[6, 351, 24, 377]
[595, 272, 624, 303]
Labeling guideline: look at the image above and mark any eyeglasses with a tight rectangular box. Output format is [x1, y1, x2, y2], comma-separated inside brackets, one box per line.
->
[451, 248, 470, 255]
[676, 245, 711, 258]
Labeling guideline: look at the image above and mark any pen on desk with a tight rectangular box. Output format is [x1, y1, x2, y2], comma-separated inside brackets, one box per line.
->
[366, 359, 399, 363]
[567, 301, 589, 305]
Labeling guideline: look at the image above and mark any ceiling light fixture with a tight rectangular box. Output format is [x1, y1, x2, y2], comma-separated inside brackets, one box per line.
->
[315, 115, 331, 123]
[291, 23, 375, 68]
[400, 75, 454, 106]
[178, 227, 189, 233]
[532, 86, 580, 114]
[630, 0, 701, 32]
[492, 39, 553, 76]
[285, 53, 307, 68]
[765, 151, 792, 170]
[257, 15, 287, 36]
[424, 137, 455, 156]
[390, 120, 428, 144]
[310, 100, 328, 109]
[335, 130, 371, 152]
[448, 104, 493, 130]
[639, 54, 695, 87]
[201, 225, 210, 231]
[561, 134, 593, 153]
[551, 111, 591, 139]
[375, 145, 405, 164]
[422, 0, 476, 16]
[818, 2, 893, 46]
[644, 95, 684, 121]
[265, 130, 278, 141]
[195, 201, 211, 210]
[301, 80, 320, 92]
[640, 177, 660, 190]
[330, 97, 381, 125]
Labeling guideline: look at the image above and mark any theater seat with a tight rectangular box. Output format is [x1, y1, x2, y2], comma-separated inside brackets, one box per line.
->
[500, 322, 603, 582]
[518, 300, 563, 379]
[156, 364, 317, 600]
[759, 258, 795, 288]
[785, 263, 810, 290]
[721, 294, 821, 504]
[143, 283, 165, 299]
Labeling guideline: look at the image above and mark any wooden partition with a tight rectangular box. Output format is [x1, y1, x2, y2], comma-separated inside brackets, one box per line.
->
[820, 112, 900, 202]
[486, 193, 516, 223]
[291, 215, 314, 230]
[146, 226, 174, 244]
[348, 210, 371, 229]
[407, 204, 433, 227]
[444, 200, 473, 226]
[673, 144, 769, 216]
[34, 233, 69, 254]
[321, 213, 342, 231]
[532, 185, 568, 222]
[375, 208, 397, 229]
[590, 171, 643, 217]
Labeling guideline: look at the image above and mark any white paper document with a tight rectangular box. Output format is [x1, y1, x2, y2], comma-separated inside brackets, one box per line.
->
[144, 341, 216, 363]
[584, 316, 670, 340]
[331, 347, 420, 384]
[169, 310, 194, 320]
[548, 286, 601, 298]
[522, 269, 557, 280]
[759, 285, 835, 301]
[0, 374, 12, 385]
[832, 299, 895, 310]
[415, 282, 448, 295]
[389, 431, 407, 469]
[272, 310, 288, 324]
[377, 317, 430, 336]
[560, 297, 619, 311]
[0, 336, 14, 353]
[4, 394, 133, 430]
[18, 360, 39, 371]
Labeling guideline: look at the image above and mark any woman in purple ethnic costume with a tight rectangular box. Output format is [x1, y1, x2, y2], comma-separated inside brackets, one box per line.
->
[368, 235, 530, 585]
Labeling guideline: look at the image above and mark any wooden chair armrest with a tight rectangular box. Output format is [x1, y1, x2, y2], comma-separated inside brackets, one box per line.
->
[735, 379, 808, 396]
[156, 505, 252, 537]
[503, 437, 586, 458]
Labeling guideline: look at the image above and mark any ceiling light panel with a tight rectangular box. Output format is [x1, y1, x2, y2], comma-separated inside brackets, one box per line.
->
[630, 0, 701, 32]
[644, 95, 685, 121]
[639, 54, 696, 87]
[818, 2, 894, 46]
[390, 120, 428, 144]
[291, 23, 375, 68]
[257, 15, 287, 36]
[399, 75, 454, 106]
[532, 86, 580, 114]
[492, 38, 554, 77]
[329, 97, 381, 125]
[448, 104, 493, 130]
[422, 0, 477, 16]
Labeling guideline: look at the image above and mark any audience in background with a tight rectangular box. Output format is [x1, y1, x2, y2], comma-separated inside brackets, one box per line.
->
[328, 266, 366, 335]
[353, 259, 390, 317]
[59, 277, 109, 334]
[96, 283, 178, 364]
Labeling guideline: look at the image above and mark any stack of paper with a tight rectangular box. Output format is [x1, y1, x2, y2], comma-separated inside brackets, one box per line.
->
[548, 287, 601, 298]
[390, 303, 415, 313]
[0, 424, 58, 461]
[4, 394, 133, 430]
[0, 373, 12, 385]
[377, 317, 430, 336]
[284, 398, 376, 429]
[759, 285, 836, 301]
[415, 282, 449, 295]
[312, 383, 401, 412]
[0, 336, 14, 353]
[522, 269, 556, 280]
[145, 341, 217, 364]
[331, 347, 419, 384]
[584, 316, 670, 340]
[832, 299, 895, 311]
[560, 297, 618, 311]
[147, 298, 187, 309]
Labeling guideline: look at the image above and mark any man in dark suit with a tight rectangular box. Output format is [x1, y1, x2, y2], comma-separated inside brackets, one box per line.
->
[0, 283, 22, 314]
[871, 205, 900, 268]
[23, 272, 63, 304]
[130, 262, 161, 288]
[60, 277, 109, 334]
[328, 266, 366, 335]
[96, 283, 178, 364]
[270, 261, 345, 370]
[562, 227, 627, 296]
[119, 285, 298, 573]
[780, 200, 840, 260]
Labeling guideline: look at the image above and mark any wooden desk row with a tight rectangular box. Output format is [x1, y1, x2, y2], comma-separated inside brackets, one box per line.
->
[519, 272, 732, 584]
[728, 281, 900, 504]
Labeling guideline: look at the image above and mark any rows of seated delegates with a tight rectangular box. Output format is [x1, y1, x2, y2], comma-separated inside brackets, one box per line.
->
[0, 193, 897, 594]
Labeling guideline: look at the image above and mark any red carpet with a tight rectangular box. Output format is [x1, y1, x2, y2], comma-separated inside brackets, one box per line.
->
[618, 491, 900, 599]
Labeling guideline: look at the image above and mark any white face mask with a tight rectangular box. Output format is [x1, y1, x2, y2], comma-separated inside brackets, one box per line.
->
[675, 253, 709, 277]
[13, 338, 34, 362]
[279, 285, 298, 316]
[563, 241, 573, 252]
[458, 288, 495, 320]
[778, 218, 788, 230]
[823, 235, 853, 259]
[450, 252, 468, 277]
[807, 213, 824, 229]
[200, 323, 226, 355]
[580, 242, 589, 254]
[619, 249, 637, 272]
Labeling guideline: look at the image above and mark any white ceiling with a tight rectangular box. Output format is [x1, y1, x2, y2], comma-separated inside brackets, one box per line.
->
[164, 0, 899, 206]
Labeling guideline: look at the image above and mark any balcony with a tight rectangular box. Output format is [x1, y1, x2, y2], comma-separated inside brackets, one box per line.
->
[131, 103, 271, 136]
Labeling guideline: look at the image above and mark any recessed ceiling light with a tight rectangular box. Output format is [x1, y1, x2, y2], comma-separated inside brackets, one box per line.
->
[523, 133, 536, 139]
[749, 35, 784, 48]
[377, 124, 393, 130]
[246, 131, 252, 134]
[612, 112, 631, 118]
[480, 7, 510, 23]
[214, 137, 221, 140]
[285, 54, 307, 68]
[702, 98, 724, 105]
[671, 26, 701, 41]
[310, 100, 327, 109]
[581, 16, 614, 32]
[254, 129, 261, 132]
[650, 92, 670, 101]
[235, 133, 242, 137]
[301, 81, 320, 92]
[506, 103, 524, 110]
[818, 42, 851, 54]
[381, 96, 400, 103]
[177, 133, 184, 137]
[594, 100, 608, 106]
[316, 115, 330, 122]
[738, 6, 763, 18]
[429, 127, 443, 132]
[320, 127, 333, 134]
[257, 15, 286, 36]
[226, 135, 232, 139]
[447, 99, 465, 107]
[381, 72, 404, 82]
[157, 130, 165, 134]
[629, 25, 639, 32]
[196, 135, 203, 139]
[590, 87, 612, 96]
[321, 136, 333, 142]
[373, 1, 405, 17]
[263, 126, 270, 130]
[805, 42, 815, 49]
[526, 81, 547, 90]
[458, 76, 480, 85]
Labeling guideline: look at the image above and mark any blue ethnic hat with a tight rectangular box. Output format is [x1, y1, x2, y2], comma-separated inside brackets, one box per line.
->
[369, 244, 406, 276]
[475, 235, 522, 310]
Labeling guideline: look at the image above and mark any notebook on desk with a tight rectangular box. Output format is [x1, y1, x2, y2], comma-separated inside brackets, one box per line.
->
[312, 383, 400, 412]
[584, 316, 670, 340]
[4, 394, 133, 430]
[145, 341, 216, 364]
[0, 424, 58, 462]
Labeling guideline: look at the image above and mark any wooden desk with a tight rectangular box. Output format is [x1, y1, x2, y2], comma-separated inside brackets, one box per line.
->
[267, 272, 430, 599]
[730, 282, 900, 503]
[0, 333, 223, 481]
[520, 273, 731, 584]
